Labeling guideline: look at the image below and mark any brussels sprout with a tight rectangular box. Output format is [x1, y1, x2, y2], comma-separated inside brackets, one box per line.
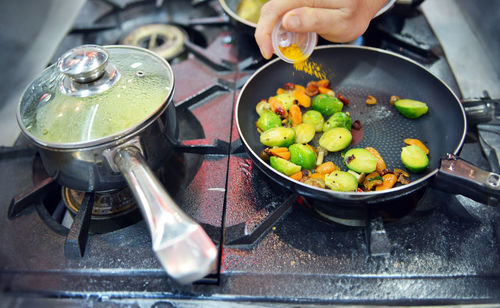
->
[319, 127, 352, 152]
[272, 93, 295, 110]
[270, 156, 301, 176]
[256, 100, 271, 116]
[394, 99, 428, 119]
[293, 123, 315, 144]
[323, 112, 352, 132]
[256, 110, 282, 132]
[312, 94, 343, 116]
[344, 148, 377, 174]
[302, 177, 326, 189]
[302, 110, 325, 132]
[260, 127, 295, 147]
[289, 144, 316, 170]
[325, 171, 358, 192]
[401, 145, 429, 173]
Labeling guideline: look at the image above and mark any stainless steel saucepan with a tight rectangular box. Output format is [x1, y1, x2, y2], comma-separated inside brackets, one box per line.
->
[16, 44, 217, 284]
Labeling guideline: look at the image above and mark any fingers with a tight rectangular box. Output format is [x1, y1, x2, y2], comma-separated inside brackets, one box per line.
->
[254, 0, 388, 59]
[282, 7, 369, 43]
[255, 0, 324, 59]
[282, 0, 387, 42]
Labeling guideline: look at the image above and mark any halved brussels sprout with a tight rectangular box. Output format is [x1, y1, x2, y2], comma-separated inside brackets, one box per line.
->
[256, 100, 271, 116]
[312, 94, 343, 116]
[293, 123, 315, 144]
[325, 171, 358, 192]
[319, 127, 352, 152]
[401, 145, 429, 173]
[344, 148, 377, 174]
[272, 93, 295, 110]
[289, 144, 316, 170]
[270, 156, 301, 176]
[256, 110, 282, 132]
[302, 110, 325, 132]
[394, 99, 428, 119]
[260, 127, 295, 147]
[323, 112, 352, 132]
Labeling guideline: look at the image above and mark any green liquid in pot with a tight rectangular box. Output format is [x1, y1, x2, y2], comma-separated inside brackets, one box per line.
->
[25, 55, 171, 144]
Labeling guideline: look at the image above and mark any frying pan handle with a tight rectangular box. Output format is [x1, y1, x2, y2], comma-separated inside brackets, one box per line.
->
[113, 146, 218, 284]
[434, 154, 500, 205]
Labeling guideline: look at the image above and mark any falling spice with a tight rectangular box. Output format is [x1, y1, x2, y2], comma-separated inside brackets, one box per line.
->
[279, 44, 327, 80]
[293, 60, 327, 80]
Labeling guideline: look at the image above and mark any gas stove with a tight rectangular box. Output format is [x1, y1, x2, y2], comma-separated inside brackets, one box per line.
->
[1, 0, 500, 306]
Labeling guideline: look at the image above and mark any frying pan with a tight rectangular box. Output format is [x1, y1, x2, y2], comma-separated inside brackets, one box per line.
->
[236, 45, 500, 205]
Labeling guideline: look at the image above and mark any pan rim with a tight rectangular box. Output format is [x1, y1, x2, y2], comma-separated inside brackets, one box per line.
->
[235, 44, 467, 199]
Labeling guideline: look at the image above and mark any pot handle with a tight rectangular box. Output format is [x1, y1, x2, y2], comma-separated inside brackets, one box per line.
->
[113, 146, 218, 284]
[433, 154, 500, 205]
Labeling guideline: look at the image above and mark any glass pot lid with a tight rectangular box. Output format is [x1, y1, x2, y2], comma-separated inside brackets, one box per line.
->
[17, 45, 174, 148]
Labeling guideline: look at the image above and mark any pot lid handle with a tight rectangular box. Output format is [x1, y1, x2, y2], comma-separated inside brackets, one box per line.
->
[57, 45, 109, 83]
[57, 45, 121, 97]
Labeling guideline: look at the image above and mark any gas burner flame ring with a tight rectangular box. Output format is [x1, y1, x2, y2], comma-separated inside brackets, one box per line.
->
[63, 187, 137, 218]
[121, 24, 186, 60]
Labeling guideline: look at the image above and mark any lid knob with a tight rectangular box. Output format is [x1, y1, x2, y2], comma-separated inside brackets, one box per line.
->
[57, 45, 109, 83]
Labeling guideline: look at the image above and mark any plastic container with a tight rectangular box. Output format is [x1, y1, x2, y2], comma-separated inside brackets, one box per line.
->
[271, 20, 317, 63]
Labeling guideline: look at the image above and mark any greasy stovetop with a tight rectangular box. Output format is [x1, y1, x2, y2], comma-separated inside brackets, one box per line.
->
[1, 0, 499, 305]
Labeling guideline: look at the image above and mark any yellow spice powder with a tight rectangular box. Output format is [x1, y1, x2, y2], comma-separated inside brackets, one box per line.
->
[279, 44, 327, 80]
[279, 44, 305, 61]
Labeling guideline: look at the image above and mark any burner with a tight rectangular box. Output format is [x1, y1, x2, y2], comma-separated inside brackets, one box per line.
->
[302, 187, 428, 227]
[57, 186, 142, 234]
[314, 207, 367, 227]
[27, 154, 142, 234]
[63, 186, 137, 217]
[121, 24, 186, 59]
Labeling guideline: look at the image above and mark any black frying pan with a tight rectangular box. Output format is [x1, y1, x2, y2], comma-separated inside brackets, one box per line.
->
[236, 45, 500, 205]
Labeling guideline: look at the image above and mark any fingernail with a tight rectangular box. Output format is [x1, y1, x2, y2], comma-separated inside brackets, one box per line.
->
[286, 15, 301, 30]
[260, 47, 272, 60]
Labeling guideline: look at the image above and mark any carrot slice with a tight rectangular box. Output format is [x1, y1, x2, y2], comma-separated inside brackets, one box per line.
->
[293, 89, 311, 108]
[294, 84, 306, 92]
[318, 86, 334, 95]
[290, 171, 303, 181]
[269, 147, 291, 160]
[375, 173, 398, 191]
[289, 104, 302, 127]
[365, 147, 387, 174]
[309, 173, 325, 180]
[315, 161, 339, 174]
[404, 138, 429, 154]
[316, 79, 330, 88]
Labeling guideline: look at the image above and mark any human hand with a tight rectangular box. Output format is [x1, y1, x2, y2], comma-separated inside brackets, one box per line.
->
[254, 0, 388, 59]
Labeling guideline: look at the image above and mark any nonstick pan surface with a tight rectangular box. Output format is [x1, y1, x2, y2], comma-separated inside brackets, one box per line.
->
[236, 45, 467, 204]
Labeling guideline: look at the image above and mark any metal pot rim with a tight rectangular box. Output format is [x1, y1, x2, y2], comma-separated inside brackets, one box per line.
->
[16, 45, 175, 150]
[219, 0, 257, 28]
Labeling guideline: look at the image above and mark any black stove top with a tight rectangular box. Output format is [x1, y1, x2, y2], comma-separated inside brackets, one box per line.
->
[1, 0, 500, 306]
